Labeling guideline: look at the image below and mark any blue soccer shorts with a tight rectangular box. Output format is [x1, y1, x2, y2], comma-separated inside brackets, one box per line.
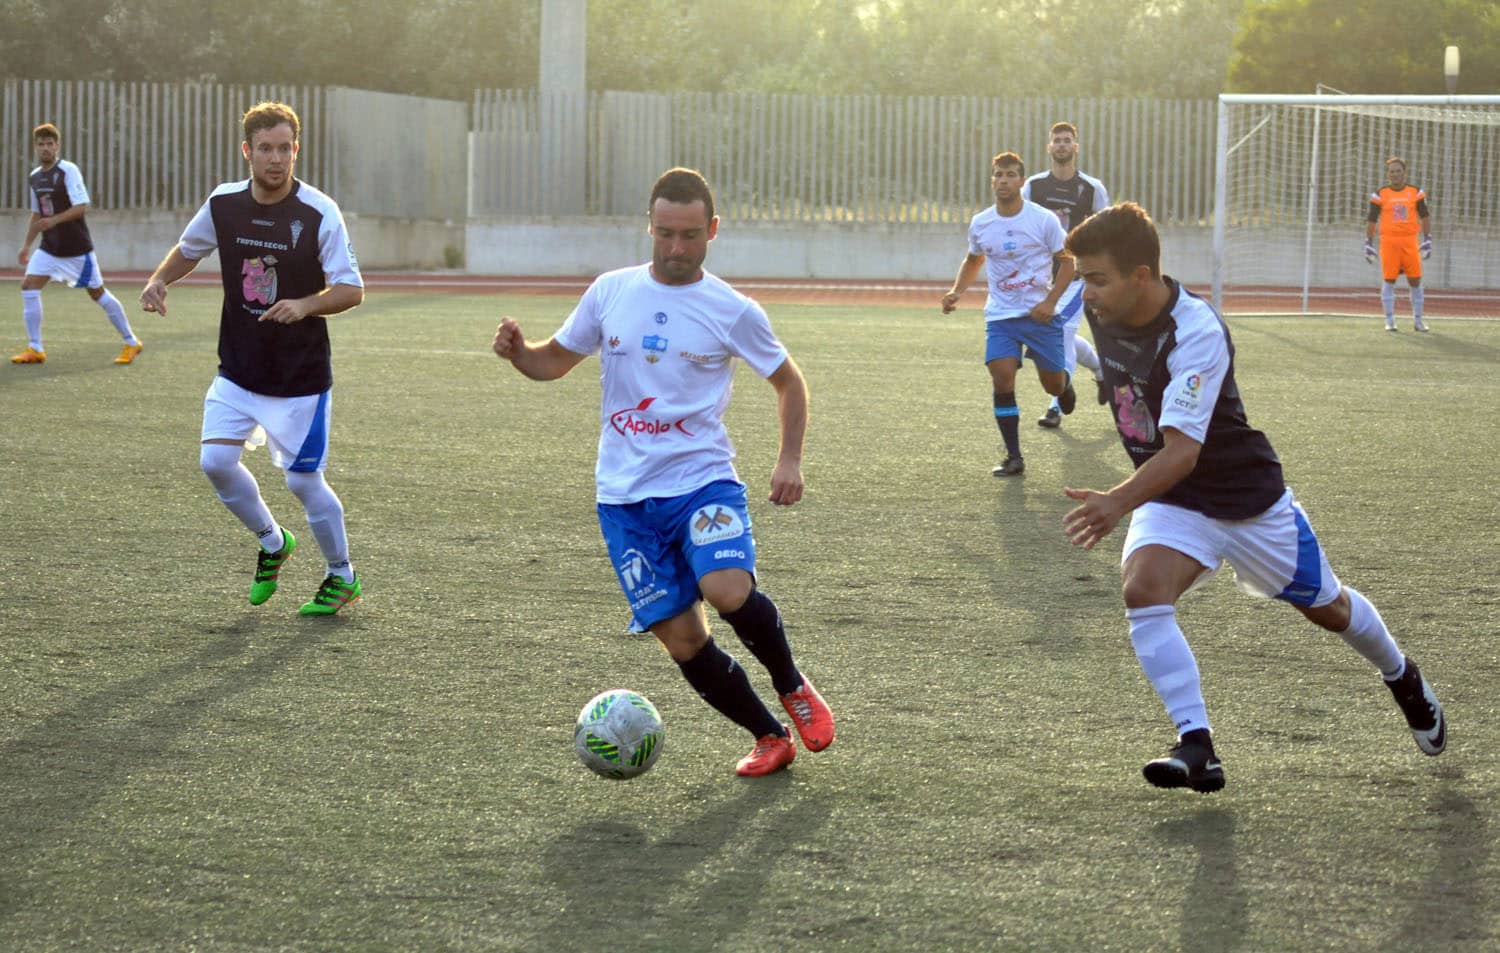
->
[597, 479, 758, 632]
[984, 315, 1067, 372]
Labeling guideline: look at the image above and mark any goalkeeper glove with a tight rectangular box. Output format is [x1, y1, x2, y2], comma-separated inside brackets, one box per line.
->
[1363, 239, 1377, 264]
[1420, 234, 1433, 259]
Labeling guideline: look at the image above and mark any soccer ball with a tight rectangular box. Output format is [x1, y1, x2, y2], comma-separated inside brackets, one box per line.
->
[574, 689, 665, 779]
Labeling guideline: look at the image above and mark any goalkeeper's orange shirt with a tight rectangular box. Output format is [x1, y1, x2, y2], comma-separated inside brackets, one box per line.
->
[1368, 185, 1427, 238]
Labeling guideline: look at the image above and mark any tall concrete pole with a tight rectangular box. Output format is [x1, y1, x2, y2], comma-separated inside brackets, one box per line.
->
[540, 0, 587, 214]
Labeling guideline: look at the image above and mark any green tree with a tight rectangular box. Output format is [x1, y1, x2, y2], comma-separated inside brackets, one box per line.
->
[1229, 0, 1500, 92]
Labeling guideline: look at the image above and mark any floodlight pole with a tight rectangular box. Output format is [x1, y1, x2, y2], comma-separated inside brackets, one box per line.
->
[1445, 46, 1460, 95]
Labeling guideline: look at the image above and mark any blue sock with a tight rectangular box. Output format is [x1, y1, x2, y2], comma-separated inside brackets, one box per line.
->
[676, 638, 784, 738]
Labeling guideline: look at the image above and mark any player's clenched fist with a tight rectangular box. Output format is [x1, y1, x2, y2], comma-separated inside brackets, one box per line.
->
[492, 317, 524, 360]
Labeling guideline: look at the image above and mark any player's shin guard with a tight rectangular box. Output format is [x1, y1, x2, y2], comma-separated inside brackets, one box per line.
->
[95, 290, 138, 343]
[1127, 605, 1209, 736]
[21, 289, 43, 350]
[1073, 336, 1101, 377]
[200, 443, 280, 547]
[676, 638, 784, 738]
[1381, 282, 1396, 319]
[1410, 286, 1424, 321]
[1336, 586, 1405, 678]
[719, 588, 802, 695]
[285, 470, 353, 582]
[993, 392, 1021, 458]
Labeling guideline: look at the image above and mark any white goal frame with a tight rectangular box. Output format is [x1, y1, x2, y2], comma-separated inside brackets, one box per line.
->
[1212, 93, 1500, 315]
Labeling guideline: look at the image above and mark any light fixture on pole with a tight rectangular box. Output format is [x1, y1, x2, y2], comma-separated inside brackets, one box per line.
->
[1445, 46, 1460, 94]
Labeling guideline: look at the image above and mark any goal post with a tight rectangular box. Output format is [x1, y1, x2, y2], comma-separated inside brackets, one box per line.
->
[1212, 93, 1500, 318]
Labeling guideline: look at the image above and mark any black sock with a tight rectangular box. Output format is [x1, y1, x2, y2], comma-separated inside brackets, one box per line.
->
[1181, 727, 1213, 750]
[993, 391, 1020, 457]
[720, 588, 803, 696]
[676, 638, 784, 738]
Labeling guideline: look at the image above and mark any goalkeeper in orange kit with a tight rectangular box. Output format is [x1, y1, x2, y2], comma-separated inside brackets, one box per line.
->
[1364, 157, 1432, 332]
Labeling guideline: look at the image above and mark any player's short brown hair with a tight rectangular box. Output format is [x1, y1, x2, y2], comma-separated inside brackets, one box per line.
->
[1050, 121, 1078, 139]
[649, 167, 716, 221]
[32, 123, 59, 142]
[242, 102, 300, 144]
[1385, 156, 1408, 171]
[991, 151, 1025, 178]
[1065, 201, 1161, 279]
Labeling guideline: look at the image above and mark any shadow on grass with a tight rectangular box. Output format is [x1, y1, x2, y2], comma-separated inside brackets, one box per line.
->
[0, 615, 318, 919]
[1392, 790, 1488, 949]
[535, 776, 833, 950]
[1154, 808, 1248, 952]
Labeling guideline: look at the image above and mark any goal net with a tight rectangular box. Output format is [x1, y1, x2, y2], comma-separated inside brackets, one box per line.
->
[1212, 94, 1500, 318]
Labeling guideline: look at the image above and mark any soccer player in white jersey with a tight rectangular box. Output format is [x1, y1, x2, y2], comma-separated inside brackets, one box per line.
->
[140, 102, 367, 616]
[492, 167, 835, 778]
[1061, 202, 1445, 794]
[942, 151, 1076, 477]
[12, 123, 142, 365]
[1021, 121, 1109, 428]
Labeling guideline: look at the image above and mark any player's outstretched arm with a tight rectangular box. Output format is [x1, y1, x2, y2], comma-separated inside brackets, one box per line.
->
[941, 253, 985, 313]
[492, 317, 586, 381]
[765, 356, 808, 506]
[140, 245, 203, 316]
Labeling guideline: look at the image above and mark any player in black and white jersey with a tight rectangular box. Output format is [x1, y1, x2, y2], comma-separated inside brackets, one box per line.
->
[12, 123, 143, 365]
[1060, 202, 1445, 794]
[1021, 121, 1108, 428]
[140, 102, 366, 616]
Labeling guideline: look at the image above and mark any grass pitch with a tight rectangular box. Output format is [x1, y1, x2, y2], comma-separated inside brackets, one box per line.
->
[1, 284, 1498, 952]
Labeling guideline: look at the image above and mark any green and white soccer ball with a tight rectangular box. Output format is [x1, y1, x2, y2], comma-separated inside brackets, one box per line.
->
[574, 689, 665, 779]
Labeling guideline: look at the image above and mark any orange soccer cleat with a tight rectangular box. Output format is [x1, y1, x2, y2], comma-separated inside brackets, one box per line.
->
[780, 676, 835, 752]
[10, 346, 45, 364]
[114, 342, 143, 364]
[736, 730, 796, 777]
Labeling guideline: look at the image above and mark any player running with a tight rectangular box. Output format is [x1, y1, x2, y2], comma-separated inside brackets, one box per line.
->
[1063, 201, 1445, 794]
[1364, 157, 1433, 332]
[942, 151, 1076, 477]
[492, 167, 835, 778]
[140, 102, 366, 616]
[12, 123, 142, 365]
[1022, 121, 1109, 427]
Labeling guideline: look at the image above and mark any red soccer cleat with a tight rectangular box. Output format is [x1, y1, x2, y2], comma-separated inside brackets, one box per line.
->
[780, 676, 835, 752]
[736, 730, 796, 777]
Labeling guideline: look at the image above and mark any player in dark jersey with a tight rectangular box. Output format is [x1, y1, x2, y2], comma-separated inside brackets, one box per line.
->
[12, 123, 142, 365]
[1060, 202, 1445, 794]
[139, 102, 366, 616]
[1021, 121, 1109, 427]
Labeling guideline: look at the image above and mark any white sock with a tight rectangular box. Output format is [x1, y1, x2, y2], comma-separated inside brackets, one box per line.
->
[1128, 605, 1210, 736]
[285, 470, 354, 582]
[1074, 336, 1102, 379]
[1381, 283, 1395, 320]
[1337, 587, 1406, 679]
[96, 289, 138, 343]
[21, 289, 42, 350]
[200, 443, 283, 551]
[1410, 286, 1424, 321]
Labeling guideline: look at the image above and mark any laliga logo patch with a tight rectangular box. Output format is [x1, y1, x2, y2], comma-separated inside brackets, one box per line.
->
[689, 506, 745, 547]
[653, 311, 668, 325]
[1171, 373, 1204, 413]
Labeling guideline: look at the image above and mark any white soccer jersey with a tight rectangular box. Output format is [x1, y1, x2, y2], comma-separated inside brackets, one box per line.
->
[966, 201, 1066, 320]
[554, 264, 789, 504]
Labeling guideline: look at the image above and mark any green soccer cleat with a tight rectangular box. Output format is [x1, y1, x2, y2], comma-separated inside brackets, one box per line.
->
[248, 530, 296, 605]
[299, 574, 361, 616]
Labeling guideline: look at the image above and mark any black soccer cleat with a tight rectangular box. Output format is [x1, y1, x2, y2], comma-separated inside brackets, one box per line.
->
[1143, 732, 1224, 794]
[1385, 656, 1446, 756]
[1037, 406, 1062, 428]
[992, 455, 1025, 477]
[1057, 382, 1077, 415]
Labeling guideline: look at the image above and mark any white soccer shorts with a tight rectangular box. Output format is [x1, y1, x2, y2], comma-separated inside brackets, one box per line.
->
[1122, 488, 1342, 608]
[24, 249, 104, 289]
[201, 375, 332, 473]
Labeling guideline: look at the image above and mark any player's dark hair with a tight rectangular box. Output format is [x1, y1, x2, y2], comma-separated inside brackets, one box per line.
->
[1385, 156, 1407, 171]
[32, 123, 59, 142]
[1065, 201, 1161, 279]
[1050, 121, 1078, 139]
[242, 102, 301, 144]
[991, 151, 1025, 178]
[649, 167, 715, 221]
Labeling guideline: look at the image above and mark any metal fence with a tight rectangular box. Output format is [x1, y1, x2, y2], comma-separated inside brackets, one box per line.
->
[470, 89, 1220, 226]
[1, 80, 332, 212]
